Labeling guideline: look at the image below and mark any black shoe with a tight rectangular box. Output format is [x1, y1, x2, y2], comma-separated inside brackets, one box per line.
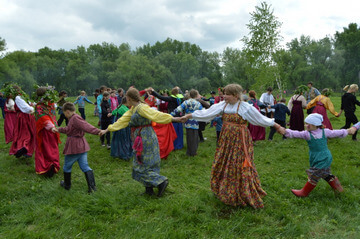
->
[157, 179, 168, 197]
[84, 170, 96, 193]
[142, 187, 154, 196]
[60, 172, 71, 190]
[44, 165, 56, 178]
[15, 147, 27, 158]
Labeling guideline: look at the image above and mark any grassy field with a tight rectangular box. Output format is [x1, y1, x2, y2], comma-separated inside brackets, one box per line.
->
[1, 96, 360, 238]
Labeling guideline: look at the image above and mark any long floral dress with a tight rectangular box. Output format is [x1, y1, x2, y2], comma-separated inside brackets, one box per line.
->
[107, 103, 173, 187]
[191, 101, 275, 208]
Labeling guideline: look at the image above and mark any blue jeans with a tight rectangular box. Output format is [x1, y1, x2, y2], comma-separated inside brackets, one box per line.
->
[63, 152, 92, 173]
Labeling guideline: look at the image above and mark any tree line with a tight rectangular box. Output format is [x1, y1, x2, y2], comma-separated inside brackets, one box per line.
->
[0, 23, 360, 96]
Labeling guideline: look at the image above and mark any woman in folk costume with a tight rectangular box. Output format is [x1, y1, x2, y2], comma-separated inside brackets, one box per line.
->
[33, 86, 61, 177]
[287, 85, 307, 131]
[100, 88, 182, 197]
[306, 88, 339, 130]
[110, 97, 133, 160]
[3, 95, 17, 144]
[181, 84, 283, 209]
[5, 84, 36, 158]
[142, 89, 177, 159]
[247, 90, 266, 141]
[150, 87, 184, 150]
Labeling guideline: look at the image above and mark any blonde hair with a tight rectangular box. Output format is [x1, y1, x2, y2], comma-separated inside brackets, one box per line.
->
[224, 84, 243, 100]
[343, 84, 359, 92]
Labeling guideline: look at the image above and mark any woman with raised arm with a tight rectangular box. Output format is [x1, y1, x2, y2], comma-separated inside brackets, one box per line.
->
[181, 84, 283, 209]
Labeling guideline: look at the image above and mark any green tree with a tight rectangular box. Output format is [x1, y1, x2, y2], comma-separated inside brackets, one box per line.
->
[335, 23, 360, 85]
[0, 37, 6, 53]
[221, 47, 249, 89]
[241, 1, 283, 93]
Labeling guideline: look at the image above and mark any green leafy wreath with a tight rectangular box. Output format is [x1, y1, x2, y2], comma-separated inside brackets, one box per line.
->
[32, 84, 59, 103]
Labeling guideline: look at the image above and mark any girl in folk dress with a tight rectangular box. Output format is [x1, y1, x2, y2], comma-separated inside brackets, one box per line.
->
[100, 88, 181, 197]
[283, 113, 350, 197]
[8, 85, 36, 158]
[110, 97, 133, 160]
[34, 86, 61, 177]
[247, 90, 266, 141]
[4, 96, 17, 144]
[287, 85, 307, 131]
[306, 88, 339, 130]
[181, 84, 283, 209]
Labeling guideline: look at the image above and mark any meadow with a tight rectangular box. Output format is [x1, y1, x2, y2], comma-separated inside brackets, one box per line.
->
[0, 96, 360, 239]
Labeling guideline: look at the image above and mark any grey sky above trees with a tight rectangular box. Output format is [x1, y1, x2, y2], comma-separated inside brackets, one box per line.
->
[0, 0, 359, 53]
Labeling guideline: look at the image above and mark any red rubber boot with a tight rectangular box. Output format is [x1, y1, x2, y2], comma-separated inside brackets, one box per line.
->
[291, 181, 316, 197]
[328, 177, 344, 192]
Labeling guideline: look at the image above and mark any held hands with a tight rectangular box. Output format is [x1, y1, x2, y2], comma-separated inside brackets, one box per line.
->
[99, 129, 108, 136]
[347, 127, 357, 135]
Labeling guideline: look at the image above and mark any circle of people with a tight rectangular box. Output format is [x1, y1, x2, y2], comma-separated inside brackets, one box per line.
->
[1, 81, 359, 208]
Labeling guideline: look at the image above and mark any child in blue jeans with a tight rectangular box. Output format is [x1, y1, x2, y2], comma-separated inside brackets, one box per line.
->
[55, 102, 101, 193]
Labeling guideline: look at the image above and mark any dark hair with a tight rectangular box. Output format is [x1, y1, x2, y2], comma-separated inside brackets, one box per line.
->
[280, 98, 286, 103]
[63, 102, 76, 112]
[99, 85, 107, 92]
[36, 87, 47, 97]
[267, 87, 273, 92]
[121, 96, 127, 105]
[59, 90, 67, 97]
[103, 92, 110, 97]
[248, 90, 256, 99]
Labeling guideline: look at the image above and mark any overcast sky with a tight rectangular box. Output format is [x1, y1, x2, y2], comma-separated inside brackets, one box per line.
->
[1, 0, 359, 53]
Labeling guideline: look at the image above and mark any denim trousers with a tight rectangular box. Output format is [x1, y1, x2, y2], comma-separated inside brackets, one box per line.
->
[63, 152, 92, 173]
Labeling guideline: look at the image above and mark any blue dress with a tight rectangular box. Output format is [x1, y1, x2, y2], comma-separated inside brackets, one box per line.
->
[110, 105, 133, 160]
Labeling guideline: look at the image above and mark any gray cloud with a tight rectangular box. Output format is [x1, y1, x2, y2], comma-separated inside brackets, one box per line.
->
[1, 0, 359, 53]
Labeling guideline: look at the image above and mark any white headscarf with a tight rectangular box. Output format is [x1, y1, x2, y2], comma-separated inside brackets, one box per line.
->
[305, 113, 323, 126]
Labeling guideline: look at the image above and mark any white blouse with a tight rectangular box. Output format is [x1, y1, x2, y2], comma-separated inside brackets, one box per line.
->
[15, 96, 34, 114]
[191, 101, 275, 127]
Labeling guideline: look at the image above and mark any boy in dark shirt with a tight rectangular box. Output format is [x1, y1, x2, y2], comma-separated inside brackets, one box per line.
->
[268, 98, 290, 140]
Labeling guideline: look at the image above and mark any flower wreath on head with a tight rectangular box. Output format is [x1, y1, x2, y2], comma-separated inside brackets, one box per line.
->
[1, 82, 30, 102]
[32, 84, 59, 104]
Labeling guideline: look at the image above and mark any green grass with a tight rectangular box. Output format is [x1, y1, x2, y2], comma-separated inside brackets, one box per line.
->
[1, 96, 360, 238]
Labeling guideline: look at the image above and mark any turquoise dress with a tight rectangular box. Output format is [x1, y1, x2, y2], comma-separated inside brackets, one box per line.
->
[307, 129, 332, 169]
[129, 110, 167, 187]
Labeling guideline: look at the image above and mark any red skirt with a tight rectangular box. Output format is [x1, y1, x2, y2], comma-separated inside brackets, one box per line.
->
[4, 110, 17, 144]
[153, 123, 177, 159]
[9, 112, 36, 157]
[35, 129, 60, 174]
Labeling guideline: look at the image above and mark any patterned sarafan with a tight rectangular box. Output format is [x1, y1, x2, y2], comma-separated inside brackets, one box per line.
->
[211, 104, 267, 209]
